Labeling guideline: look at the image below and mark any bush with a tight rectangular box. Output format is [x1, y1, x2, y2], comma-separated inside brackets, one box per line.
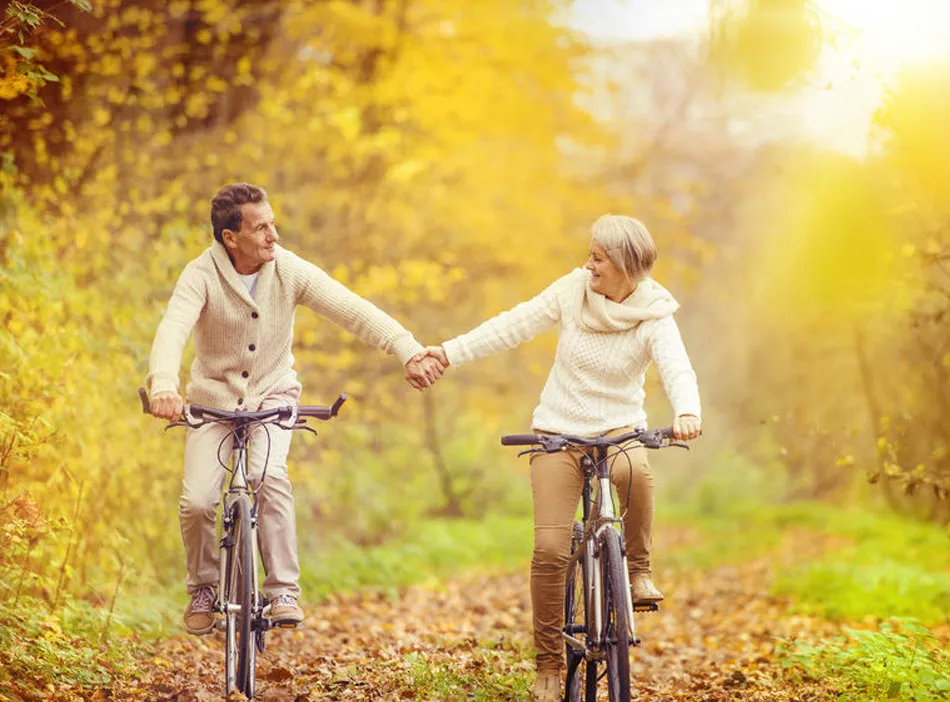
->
[783, 618, 950, 701]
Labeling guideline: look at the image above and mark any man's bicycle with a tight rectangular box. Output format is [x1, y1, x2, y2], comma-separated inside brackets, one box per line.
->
[139, 388, 346, 698]
[501, 427, 688, 702]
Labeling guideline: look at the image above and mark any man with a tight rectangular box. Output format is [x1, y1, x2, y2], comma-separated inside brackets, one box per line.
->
[146, 182, 443, 634]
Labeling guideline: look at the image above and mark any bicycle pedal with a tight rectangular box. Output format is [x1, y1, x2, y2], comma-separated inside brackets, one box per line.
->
[633, 602, 660, 613]
[274, 620, 301, 630]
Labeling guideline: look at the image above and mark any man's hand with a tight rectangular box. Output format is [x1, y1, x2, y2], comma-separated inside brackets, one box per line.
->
[673, 414, 701, 441]
[405, 347, 448, 390]
[151, 392, 184, 420]
[423, 345, 449, 367]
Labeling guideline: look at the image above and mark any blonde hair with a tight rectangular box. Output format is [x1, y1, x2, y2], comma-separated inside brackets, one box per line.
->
[590, 214, 657, 282]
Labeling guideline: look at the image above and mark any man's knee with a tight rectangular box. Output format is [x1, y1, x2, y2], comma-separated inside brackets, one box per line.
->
[178, 492, 218, 520]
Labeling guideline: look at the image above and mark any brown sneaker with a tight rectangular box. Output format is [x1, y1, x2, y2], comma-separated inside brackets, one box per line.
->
[184, 586, 217, 635]
[631, 574, 664, 603]
[266, 594, 304, 627]
[531, 670, 561, 702]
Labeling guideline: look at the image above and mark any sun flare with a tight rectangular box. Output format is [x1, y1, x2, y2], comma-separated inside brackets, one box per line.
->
[818, 0, 950, 70]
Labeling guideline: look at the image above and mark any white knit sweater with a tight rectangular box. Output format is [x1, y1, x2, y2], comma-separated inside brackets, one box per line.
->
[147, 241, 424, 410]
[442, 269, 701, 436]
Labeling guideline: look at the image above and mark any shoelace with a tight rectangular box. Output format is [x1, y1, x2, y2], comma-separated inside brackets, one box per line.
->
[272, 594, 296, 608]
[191, 586, 216, 613]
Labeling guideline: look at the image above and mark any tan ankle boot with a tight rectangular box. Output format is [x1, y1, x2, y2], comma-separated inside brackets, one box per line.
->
[630, 574, 664, 603]
[531, 670, 561, 702]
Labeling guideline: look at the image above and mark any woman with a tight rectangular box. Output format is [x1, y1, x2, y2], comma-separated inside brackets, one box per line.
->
[423, 215, 701, 702]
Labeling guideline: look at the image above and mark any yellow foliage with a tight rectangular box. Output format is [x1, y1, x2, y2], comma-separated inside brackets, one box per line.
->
[0, 0, 625, 603]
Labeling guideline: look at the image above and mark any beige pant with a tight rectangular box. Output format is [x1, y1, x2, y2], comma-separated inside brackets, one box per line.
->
[179, 400, 299, 599]
[529, 427, 653, 672]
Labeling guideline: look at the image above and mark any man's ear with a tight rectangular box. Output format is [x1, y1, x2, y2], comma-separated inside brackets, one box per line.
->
[221, 228, 238, 250]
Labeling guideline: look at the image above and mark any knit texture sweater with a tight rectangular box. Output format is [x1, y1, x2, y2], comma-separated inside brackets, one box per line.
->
[442, 268, 701, 436]
[147, 241, 424, 410]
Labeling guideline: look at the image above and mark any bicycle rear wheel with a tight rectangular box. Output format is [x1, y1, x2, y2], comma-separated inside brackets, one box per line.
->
[601, 529, 631, 702]
[223, 496, 256, 697]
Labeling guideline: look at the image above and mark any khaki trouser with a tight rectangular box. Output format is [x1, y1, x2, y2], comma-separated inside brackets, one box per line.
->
[179, 398, 299, 599]
[529, 427, 653, 672]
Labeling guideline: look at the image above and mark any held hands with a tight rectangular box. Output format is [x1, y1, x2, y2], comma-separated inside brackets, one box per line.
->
[404, 346, 450, 391]
[674, 414, 701, 441]
[150, 391, 184, 420]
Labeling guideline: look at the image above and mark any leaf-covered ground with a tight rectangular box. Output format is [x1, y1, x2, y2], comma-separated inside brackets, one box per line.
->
[77, 553, 845, 701]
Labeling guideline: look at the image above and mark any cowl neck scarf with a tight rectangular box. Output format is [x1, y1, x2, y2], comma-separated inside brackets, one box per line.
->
[576, 270, 679, 332]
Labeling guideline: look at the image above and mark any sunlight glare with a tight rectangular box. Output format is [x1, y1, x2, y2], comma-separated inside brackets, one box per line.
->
[818, 0, 950, 70]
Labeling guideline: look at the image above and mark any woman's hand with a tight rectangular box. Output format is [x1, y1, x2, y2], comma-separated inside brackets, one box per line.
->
[673, 414, 701, 441]
[405, 346, 449, 390]
[424, 345, 449, 367]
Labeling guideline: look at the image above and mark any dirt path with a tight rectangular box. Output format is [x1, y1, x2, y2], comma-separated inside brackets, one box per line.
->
[102, 558, 840, 702]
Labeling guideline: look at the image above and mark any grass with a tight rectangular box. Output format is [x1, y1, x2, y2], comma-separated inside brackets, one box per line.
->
[298, 514, 533, 602]
[401, 646, 533, 701]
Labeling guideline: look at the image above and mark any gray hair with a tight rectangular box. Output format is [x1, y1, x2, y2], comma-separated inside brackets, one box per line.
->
[590, 214, 657, 282]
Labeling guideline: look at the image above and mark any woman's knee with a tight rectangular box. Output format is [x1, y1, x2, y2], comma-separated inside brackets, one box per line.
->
[611, 451, 652, 485]
[532, 526, 572, 568]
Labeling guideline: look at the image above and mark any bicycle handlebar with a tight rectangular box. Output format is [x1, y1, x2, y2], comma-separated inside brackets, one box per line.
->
[138, 387, 347, 424]
[501, 426, 686, 451]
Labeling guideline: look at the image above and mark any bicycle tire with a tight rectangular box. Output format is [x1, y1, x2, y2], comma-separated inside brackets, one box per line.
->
[564, 522, 586, 702]
[601, 529, 631, 702]
[223, 497, 255, 697]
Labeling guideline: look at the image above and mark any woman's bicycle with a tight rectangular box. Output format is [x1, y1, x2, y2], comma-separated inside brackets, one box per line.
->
[139, 388, 346, 698]
[501, 427, 688, 702]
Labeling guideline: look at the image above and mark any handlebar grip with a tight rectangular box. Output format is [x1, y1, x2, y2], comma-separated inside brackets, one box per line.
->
[658, 426, 675, 438]
[501, 434, 543, 446]
[330, 393, 347, 417]
[138, 387, 151, 414]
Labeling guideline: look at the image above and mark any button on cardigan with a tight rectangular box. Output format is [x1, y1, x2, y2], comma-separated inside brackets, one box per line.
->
[147, 241, 425, 410]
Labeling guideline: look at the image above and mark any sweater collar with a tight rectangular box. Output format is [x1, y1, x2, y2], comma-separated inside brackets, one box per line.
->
[575, 269, 679, 332]
[210, 240, 276, 309]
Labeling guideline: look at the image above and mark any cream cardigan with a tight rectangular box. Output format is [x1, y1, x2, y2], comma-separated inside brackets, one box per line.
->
[147, 241, 424, 410]
[443, 268, 701, 436]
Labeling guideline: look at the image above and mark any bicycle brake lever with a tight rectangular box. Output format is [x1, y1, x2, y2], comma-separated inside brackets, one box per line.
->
[668, 441, 690, 450]
[517, 448, 543, 457]
[164, 420, 195, 431]
[293, 425, 318, 437]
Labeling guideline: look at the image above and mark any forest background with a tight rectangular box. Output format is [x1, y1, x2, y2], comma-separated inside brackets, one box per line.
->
[2, 0, 949, 699]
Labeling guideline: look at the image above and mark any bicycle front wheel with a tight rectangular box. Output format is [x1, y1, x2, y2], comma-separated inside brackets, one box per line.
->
[564, 522, 588, 702]
[223, 496, 256, 697]
[601, 529, 631, 702]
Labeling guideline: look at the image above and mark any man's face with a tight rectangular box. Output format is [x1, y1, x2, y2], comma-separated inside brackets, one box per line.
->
[223, 200, 279, 274]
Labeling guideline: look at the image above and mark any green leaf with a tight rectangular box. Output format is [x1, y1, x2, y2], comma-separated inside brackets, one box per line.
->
[9, 45, 36, 60]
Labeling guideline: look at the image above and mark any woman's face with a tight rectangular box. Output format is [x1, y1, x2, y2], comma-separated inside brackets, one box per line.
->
[585, 241, 631, 301]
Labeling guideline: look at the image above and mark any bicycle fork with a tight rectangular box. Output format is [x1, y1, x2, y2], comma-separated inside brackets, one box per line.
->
[216, 496, 261, 619]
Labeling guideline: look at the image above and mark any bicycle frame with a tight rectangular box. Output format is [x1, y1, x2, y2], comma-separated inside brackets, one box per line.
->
[565, 446, 637, 657]
[216, 421, 261, 634]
